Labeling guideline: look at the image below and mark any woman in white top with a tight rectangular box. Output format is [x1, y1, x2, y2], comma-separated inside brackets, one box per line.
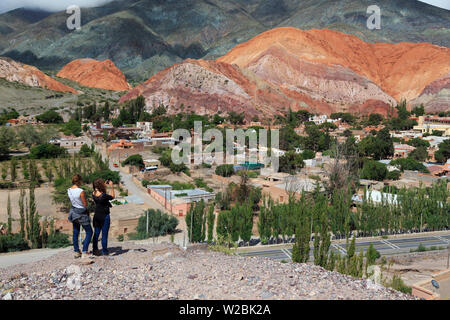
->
[67, 174, 93, 259]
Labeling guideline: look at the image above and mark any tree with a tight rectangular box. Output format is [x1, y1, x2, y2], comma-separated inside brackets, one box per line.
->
[79, 144, 93, 157]
[0, 127, 14, 159]
[36, 110, 63, 123]
[103, 101, 111, 121]
[367, 113, 384, 126]
[207, 204, 215, 243]
[360, 160, 388, 181]
[411, 104, 425, 117]
[7, 193, 12, 234]
[215, 164, 234, 177]
[185, 200, 206, 243]
[390, 158, 429, 173]
[434, 140, 450, 163]
[122, 154, 144, 168]
[62, 120, 82, 137]
[408, 146, 428, 162]
[228, 111, 244, 125]
[292, 201, 311, 263]
[278, 151, 304, 174]
[29, 144, 68, 159]
[238, 204, 253, 244]
[18, 188, 25, 238]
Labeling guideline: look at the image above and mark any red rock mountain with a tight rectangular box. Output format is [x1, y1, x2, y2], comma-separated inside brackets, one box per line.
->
[57, 59, 131, 91]
[0, 57, 77, 93]
[120, 28, 450, 118]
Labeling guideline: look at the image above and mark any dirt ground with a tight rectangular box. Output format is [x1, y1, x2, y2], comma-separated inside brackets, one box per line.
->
[383, 250, 450, 286]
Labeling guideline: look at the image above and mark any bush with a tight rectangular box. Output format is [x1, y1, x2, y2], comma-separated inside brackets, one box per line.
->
[388, 275, 412, 294]
[36, 110, 63, 123]
[0, 234, 29, 252]
[29, 144, 68, 159]
[46, 231, 71, 248]
[129, 209, 179, 239]
[117, 234, 124, 242]
[122, 154, 144, 168]
[360, 160, 388, 181]
[386, 170, 401, 181]
[215, 164, 234, 177]
[366, 243, 381, 265]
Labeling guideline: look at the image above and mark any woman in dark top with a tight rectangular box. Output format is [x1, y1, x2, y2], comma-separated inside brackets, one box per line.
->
[92, 178, 115, 256]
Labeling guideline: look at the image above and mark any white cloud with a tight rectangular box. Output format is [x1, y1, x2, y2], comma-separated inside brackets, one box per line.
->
[0, 0, 116, 14]
[418, 0, 450, 10]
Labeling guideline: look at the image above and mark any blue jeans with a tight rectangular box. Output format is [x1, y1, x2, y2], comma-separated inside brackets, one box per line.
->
[93, 214, 110, 254]
[72, 221, 93, 253]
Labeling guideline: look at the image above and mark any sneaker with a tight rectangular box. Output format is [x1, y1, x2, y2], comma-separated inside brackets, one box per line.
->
[81, 252, 94, 259]
[74, 251, 82, 259]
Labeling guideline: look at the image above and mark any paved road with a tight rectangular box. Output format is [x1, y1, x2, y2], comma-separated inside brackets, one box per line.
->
[238, 233, 450, 261]
[0, 248, 70, 269]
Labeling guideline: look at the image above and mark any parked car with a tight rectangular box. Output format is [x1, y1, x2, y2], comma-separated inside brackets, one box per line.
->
[113, 163, 119, 168]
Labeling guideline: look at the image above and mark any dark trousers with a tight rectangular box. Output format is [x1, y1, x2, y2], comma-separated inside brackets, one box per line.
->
[72, 221, 93, 253]
[93, 214, 110, 254]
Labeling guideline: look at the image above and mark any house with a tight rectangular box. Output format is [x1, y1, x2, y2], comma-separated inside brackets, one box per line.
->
[394, 143, 416, 158]
[414, 116, 450, 136]
[53, 136, 90, 149]
[147, 185, 215, 216]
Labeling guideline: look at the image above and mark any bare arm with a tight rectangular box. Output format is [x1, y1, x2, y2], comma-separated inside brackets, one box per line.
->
[108, 181, 115, 199]
[80, 191, 88, 208]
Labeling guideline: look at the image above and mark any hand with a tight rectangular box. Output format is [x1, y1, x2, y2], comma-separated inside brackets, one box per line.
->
[108, 180, 114, 187]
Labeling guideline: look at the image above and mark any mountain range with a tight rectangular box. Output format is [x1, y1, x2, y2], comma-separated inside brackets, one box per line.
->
[119, 27, 450, 118]
[0, 0, 449, 82]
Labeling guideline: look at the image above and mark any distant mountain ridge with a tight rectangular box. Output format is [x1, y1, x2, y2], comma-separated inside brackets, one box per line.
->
[0, 0, 448, 82]
[119, 27, 450, 118]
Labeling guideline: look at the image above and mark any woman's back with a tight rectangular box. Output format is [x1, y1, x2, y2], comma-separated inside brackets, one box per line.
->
[68, 187, 85, 209]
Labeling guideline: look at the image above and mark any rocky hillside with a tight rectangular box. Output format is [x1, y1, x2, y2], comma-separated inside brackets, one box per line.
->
[57, 59, 132, 92]
[0, 242, 413, 300]
[410, 74, 450, 114]
[0, 0, 448, 81]
[119, 28, 450, 117]
[0, 57, 77, 93]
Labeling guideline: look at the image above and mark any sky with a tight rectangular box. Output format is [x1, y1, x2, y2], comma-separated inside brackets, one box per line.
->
[0, 0, 449, 14]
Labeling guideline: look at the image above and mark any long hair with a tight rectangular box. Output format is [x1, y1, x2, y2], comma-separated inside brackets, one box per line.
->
[72, 174, 83, 187]
[93, 178, 107, 194]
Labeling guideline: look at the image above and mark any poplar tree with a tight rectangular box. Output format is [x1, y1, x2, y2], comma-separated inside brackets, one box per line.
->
[19, 188, 25, 238]
[207, 204, 215, 243]
[7, 193, 12, 234]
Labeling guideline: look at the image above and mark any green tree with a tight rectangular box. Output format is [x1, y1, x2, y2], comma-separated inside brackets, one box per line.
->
[215, 164, 234, 177]
[279, 151, 305, 174]
[18, 188, 25, 238]
[434, 140, 450, 163]
[7, 193, 12, 234]
[207, 204, 215, 243]
[36, 110, 63, 123]
[360, 160, 388, 181]
[0, 127, 14, 159]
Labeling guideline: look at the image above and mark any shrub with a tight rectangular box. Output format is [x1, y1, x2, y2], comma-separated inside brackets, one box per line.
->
[129, 209, 179, 239]
[122, 154, 144, 168]
[386, 170, 401, 181]
[0, 234, 29, 252]
[360, 160, 388, 181]
[117, 234, 124, 242]
[29, 144, 68, 159]
[215, 164, 234, 177]
[46, 231, 71, 249]
[388, 275, 412, 294]
[36, 110, 63, 123]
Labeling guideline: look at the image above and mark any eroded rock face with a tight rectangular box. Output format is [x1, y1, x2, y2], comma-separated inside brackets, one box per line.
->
[57, 58, 131, 92]
[0, 57, 77, 93]
[120, 28, 450, 118]
[410, 75, 450, 113]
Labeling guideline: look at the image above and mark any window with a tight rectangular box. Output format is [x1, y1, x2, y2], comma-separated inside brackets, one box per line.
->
[279, 196, 284, 202]
[124, 228, 128, 233]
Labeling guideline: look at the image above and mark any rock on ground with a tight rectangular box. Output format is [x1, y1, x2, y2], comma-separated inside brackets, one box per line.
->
[0, 242, 414, 300]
